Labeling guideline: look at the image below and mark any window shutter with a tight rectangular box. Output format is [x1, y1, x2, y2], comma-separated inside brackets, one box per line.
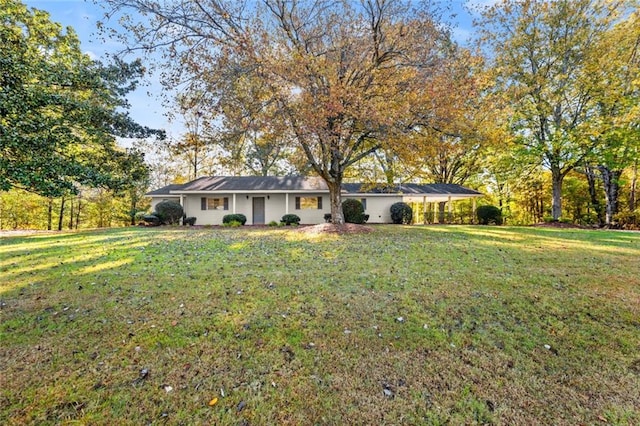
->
[201, 197, 206, 210]
[317, 196, 323, 209]
[223, 197, 229, 210]
[295, 197, 300, 209]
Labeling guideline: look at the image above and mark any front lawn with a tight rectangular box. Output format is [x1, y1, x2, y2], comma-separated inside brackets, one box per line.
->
[1, 226, 639, 425]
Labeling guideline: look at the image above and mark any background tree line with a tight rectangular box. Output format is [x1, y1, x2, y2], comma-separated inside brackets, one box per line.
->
[1, 0, 638, 228]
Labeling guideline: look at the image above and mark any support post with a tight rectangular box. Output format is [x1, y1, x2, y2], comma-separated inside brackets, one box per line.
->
[423, 197, 427, 225]
[285, 193, 289, 215]
[472, 198, 477, 224]
[448, 196, 452, 223]
[233, 193, 237, 214]
[179, 195, 185, 225]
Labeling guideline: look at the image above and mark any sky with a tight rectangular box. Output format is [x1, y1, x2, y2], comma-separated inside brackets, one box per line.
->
[23, 0, 490, 140]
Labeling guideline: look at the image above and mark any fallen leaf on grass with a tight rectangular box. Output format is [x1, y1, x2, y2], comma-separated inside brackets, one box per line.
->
[208, 397, 218, 406]
[382, 383, 395, 399]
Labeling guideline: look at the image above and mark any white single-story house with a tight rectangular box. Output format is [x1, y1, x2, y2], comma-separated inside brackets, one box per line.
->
[146, 176, 483, 225]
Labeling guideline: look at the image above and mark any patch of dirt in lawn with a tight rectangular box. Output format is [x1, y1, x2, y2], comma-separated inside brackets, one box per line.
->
[297, 223, 374, 235]
[532, 222, 587, 229]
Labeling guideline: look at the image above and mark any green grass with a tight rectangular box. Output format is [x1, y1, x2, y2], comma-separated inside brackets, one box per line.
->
[1, 225, 639, 425]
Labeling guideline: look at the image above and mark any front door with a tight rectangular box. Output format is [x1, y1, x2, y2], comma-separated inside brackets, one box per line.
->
[252, 197, 265, 225]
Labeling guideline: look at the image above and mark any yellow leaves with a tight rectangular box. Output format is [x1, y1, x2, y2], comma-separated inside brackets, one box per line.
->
[208, 397, 218, 406]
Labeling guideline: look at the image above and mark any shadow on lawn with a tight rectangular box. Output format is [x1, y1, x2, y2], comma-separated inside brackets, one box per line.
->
[417, 225, 640, 256]
[0, 228, 157, 296]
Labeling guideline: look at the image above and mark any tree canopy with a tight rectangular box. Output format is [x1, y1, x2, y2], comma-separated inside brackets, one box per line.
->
[101, 0, 458, 223]
[477, 0, 638, 221]
[0, 0, 162, 197]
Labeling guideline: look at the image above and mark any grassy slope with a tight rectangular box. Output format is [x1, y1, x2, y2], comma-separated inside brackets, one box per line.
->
[1, 226, 639, 425]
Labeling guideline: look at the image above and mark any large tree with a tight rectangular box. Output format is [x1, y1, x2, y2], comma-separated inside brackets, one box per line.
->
[101, 0, 451, 223]
[405, 45, 497, 186]
[477, 0, 634, 221]
[0, 0, 161, 197]
[587, 9, 640, 225]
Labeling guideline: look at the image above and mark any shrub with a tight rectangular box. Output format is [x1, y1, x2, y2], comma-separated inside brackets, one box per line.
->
[614, 211, 639, 229]
[141, 214, 161, 226]
[342, 198, 366, 224]
[390, 202, 413, 224]
[476, 205, 503, 225]
[222, 214, 247, 225]
[268, 220, 279, 227]
[134, 211, 148, 222]
[155, 200, 184, 225]
[281, 214, 301, 225]
[183, 216, 197, 226]
[223, 220, 242, 227]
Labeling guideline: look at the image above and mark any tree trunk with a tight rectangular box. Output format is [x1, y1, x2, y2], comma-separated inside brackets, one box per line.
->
[630, 160, 637, 212]
[75, 198, 81, 229]
[68, 197, 74, 229]
[584, 165, 604, 225]
[57, 196, 66, 231]
[327, 179, 344, 224]
[47, 198, 53, 230]
[598, 165, 621, 226]
[551, 168, 563, 221]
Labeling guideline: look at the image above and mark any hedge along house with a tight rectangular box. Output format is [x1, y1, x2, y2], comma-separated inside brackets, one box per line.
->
[146, 176, 483, 225]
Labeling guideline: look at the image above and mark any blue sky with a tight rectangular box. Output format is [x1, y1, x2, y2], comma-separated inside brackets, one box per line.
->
[23, 0, 490, 139]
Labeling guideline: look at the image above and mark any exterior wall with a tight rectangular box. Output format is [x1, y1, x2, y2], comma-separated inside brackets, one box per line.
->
[179, 193, 330, 225]
[289, 193, 329, 224]
[182, 195, 227, 225]
[344, 196, 401, 223]
[238, 194, 288, 225]
[151, 193, 406, 225]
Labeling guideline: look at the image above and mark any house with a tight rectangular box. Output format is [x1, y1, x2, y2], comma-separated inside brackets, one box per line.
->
[145, 176, 483, 225]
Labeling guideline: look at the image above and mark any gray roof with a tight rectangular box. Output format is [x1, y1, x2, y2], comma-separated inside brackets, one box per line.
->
[146, 176, 482, 196]
[178, 176, 328, 192]
[145, 183, 184, 196]
[342, 183, 482, 196]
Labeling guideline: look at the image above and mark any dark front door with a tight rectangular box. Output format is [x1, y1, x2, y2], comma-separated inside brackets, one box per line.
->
[253, 197, 265, 225]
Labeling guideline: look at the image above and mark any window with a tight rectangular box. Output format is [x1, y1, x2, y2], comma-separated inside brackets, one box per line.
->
[201, 197, 229, 210]
[295, 196, 323, 210]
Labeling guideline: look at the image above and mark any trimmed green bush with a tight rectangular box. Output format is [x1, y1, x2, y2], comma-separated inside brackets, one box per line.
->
[476, 205, 503, 225]
[281, 214, 301, 225]
[141, 214, 161, 226]
[390, 202, 412, 224]
[268, 220, 279, 227]
[342, 198, 366, 224]
[223, 214, 247, 225]
[155, 200, 184, 225]
[183, 216, 197, 226]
